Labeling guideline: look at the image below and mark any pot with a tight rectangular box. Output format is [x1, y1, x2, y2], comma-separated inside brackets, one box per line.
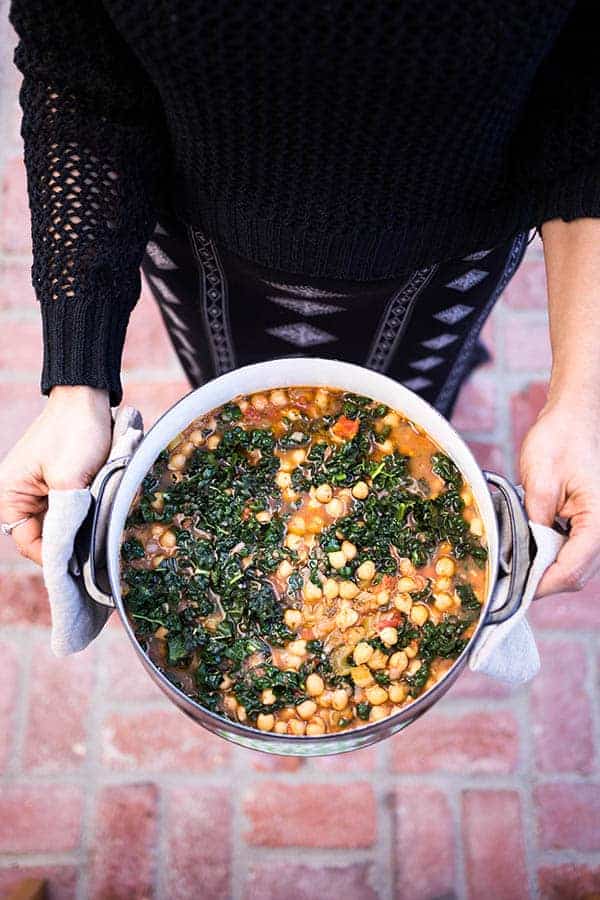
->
[76, 358, 534, 756]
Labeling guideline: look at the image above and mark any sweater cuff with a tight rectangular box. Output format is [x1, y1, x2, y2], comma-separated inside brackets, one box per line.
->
[534, 157, 600, 228]
[40, 293, 134, 407]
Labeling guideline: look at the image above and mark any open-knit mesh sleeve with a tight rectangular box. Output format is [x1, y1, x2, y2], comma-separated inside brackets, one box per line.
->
[512, 0, 600, 228]
[10, 0, 165, 405]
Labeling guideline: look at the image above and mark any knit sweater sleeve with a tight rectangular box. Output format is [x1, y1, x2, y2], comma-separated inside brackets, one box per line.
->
[513, 0, 600, 227]
[10, 0, 165, 405]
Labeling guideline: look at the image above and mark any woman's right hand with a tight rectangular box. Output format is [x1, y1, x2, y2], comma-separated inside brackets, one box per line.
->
[0, 386, 112, 564]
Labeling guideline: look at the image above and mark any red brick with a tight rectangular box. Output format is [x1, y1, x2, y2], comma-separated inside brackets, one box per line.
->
[310, 745, 377, 773]
[466, 441, 506, 474]
[23, 637, 94, 771]
[0, 571, 50, 625]
[394, 787, 455, 900]
[244, 782, 376, 848]
[0, 866, 77, 900]
[0, 157, 31, 255]
[121, 379, 190, 428]
[99, 629, 164, 702]
[504, 259, 548, 309]
[0, 641, 19, 772]
[250, 751, 304, 773]
[538, 864, 600, 900]
[531, 639, 594, 774]
[101, 707, 230, 772]
[0, 784, 82, 852]
[463, 790, 528, 900]
[391, 710, 518, 774]
[510, 381, 547, 472]
[122, 280, 181, 372]
[165, 786, 231, 900]
[528, 577, 600, 629]
[244, 864, 377, 900]
[89, 783, 158, 900]
[451, 667, 512, 699]
[0, 260, 35, 311]
[505, 317, 551, 372]
[0, 383, 44, 458]
[535, 783, 600, 851]
[0, 317, 42, 372]
[451, 371, 496, 432]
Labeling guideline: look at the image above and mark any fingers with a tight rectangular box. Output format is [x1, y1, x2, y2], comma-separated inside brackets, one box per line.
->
[523, 477, 562, 528]
[536, 516, 600, 598]
[10, 514, 43, 565]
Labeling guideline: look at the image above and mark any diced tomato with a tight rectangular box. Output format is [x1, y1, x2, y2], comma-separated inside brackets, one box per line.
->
[301, 626, 315, 640]
[380, 574, 397, 591]
[378, 612, 401, 629]
[332, 415, 359, 440]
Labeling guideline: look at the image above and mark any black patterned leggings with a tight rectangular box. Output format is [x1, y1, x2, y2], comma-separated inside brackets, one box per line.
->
[141, 214, 528, 418]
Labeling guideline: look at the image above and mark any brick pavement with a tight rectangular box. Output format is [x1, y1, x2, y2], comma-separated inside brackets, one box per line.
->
[1, 12, 599, 900]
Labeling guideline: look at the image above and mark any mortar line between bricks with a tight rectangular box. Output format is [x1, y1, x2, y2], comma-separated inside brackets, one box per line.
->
[230, 746, 251, 900]
[515, 686, 539, 899]
[373, 736, 393, 900]
[8, 629, 33, 776]
[75, 640, 106, 899]
[446, 786, 468, 900]
[584, 634, 600, 774]
[0, 853, 82, 868]
[154, 776, 168, 900]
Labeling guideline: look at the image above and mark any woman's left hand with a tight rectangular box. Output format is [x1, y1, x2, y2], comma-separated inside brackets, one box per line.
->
[519, 396, 600, 598]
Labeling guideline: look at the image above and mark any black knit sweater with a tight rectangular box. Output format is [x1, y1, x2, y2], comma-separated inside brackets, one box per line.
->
[10, 1, 600, 404]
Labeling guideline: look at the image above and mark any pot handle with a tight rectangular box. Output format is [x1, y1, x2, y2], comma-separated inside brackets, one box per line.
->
[483, 471, 532, 626]
[71, 456, 130, 608]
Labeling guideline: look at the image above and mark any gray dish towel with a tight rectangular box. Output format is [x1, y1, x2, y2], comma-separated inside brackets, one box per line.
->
[41, 407, 564, 685]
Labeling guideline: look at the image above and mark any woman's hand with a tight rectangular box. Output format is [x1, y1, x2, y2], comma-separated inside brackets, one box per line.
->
[0, 386, 112, 565]
[520, 394, 600, 597]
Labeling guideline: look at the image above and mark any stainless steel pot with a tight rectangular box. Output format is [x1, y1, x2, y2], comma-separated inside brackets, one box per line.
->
[76, 359, 535, 756]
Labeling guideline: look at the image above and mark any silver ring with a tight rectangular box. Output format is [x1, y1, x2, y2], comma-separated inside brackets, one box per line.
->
[0, 516, 32, 537]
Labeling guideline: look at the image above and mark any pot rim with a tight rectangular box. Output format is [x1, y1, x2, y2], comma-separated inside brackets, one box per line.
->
[106, 358, 499, 749]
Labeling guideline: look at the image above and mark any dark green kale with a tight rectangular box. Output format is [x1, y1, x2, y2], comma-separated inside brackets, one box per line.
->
[121, 538, 145, 561]
[356, 702, 371, 720]
[431, 453, 463, 490]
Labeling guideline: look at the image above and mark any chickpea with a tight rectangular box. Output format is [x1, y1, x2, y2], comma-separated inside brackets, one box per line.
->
[288, 719, 307, 735]
[151, 493, 164, 512]
[339, 580, 360, 600]
[306, 673, 325, 697]
[274, 721, 288, 734]
[326, 498, 344, 518]
[352, 480, 369, 500]
[292, 448, 306, 466]
[303, 581, 322, 603]
[399, 558, 416, 576]
[159, 529, 177, 549]
[470, 517, 483, 537]
[328, 550, 346, 569]
[342, 540, 357, 561]
[433, 592, 454, 612]
[167, 434, 182, 451]
[332, 689, 349, 711]
[368, 649, 388, 670]
[206, 434, 221, 450]
[388, 683, 408, 703]
[288, 639, 307, 656]
[285, 654, 303, 670]
[380, 626, 398, 647]
[306, 515, 325, 535]
[314, 389, 329, 409]
[285, 533, 303, 551]
[220, 675, 233, 691]
[435, 556, 456, 577]
[306, 718, 326, 736]
[435, 577, 452, 592]
[278, 559, 294, 579]
[289, 515, 306, 536]
[394, 594, 413, 614]
[323, 578, 339, 600]
[270, 389, 288, 407]
[410, 604, 429, 626]
[276, 471, 292, 489]
[383, 411, 400, 427]
[261, 689, 276, 705]
[168, 452, 187, 471]
[376, 589, 391, 606]
[189, 429, 205, 446]
[369, 705, 389, 722]
[377, 439, 394, 454]
[257, 713, 275, 732]
[284, 608, 303, 629]
[251, 393, 267, 410]
[351, 665, 375, 687]
[256, 510, 271, 524]
[407, 659, 422, 676]
[279, 458, 294, 473]
[237, 706, 247, 723]
[397, 576, 416, 593]
[179, 441, 195, 457]
[336, 607, 359, 630]
[405, 641, 419, 659]
[388, 650, 409, 673]
[460, 487, 473, 506]
[366, 685, 388, 705]
[318, 690, 333, 708]
[315, 483, 333, 503]
[353, 642, 374, 665]
[297, 699, 318, 720]
[357, 560, 375, 581]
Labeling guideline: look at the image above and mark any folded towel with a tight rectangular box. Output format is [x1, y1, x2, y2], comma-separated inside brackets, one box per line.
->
[41, 407, 564, 688]
[41, 406, 144, 656]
